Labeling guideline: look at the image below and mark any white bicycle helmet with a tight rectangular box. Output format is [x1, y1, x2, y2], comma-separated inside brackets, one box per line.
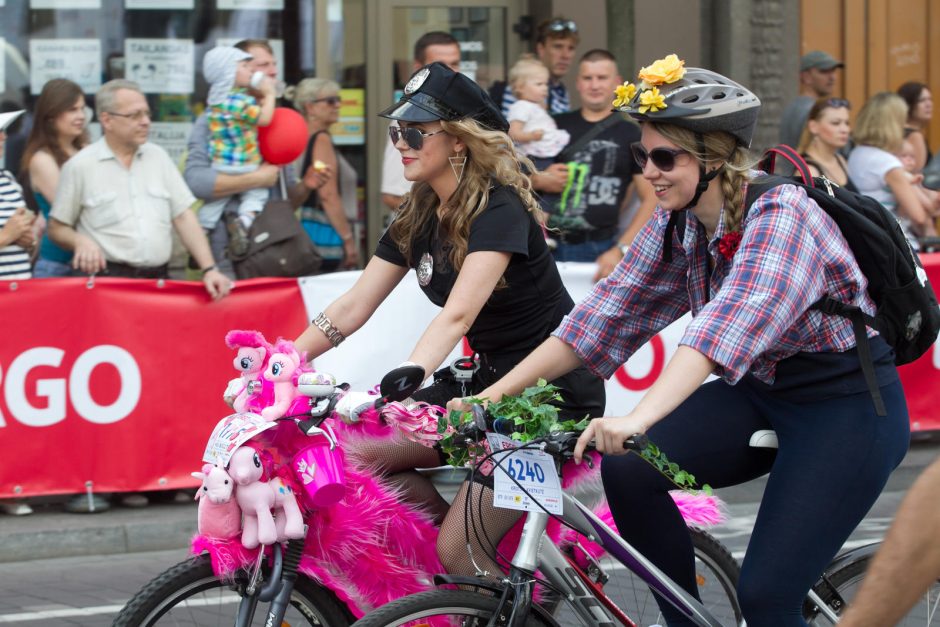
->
[619, 68, 761, 148]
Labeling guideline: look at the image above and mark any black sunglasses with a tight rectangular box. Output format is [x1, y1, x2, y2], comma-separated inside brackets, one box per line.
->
[825, 98, 850, 108]
[631, 142, 691, 172]
[389, 125, 446, 150]
[314, 96, 342, 105]
[547, 19, 578, 32]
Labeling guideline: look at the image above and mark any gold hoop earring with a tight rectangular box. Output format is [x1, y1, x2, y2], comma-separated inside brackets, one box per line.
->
[449, 152, 467, 183]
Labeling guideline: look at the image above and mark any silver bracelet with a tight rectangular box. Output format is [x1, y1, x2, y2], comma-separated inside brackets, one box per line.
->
[313, 312, 346, 348]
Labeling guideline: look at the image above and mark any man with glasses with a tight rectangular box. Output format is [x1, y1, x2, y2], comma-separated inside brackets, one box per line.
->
[540, 49, 656, 280]
[496, 17, 579, 118]
[779, 50, 844, 148]
[185, 39, 318, 277]
[381, 31, 462, 212]
[48, 79, 230, 300]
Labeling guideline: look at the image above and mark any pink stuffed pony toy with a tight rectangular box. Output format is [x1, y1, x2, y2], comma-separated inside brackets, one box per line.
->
[192, 463, 241, 540]
[260, 340, 304, 421]
[228, 444, 305, 548]
[225, 330, 273, 414]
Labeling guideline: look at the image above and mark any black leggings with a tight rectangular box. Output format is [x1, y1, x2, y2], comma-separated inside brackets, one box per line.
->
[600, 378, 909, 626]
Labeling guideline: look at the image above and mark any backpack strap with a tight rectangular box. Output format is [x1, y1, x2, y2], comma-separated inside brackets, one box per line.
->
[759, 145, 816, 188]
[812, 297, 887, 416]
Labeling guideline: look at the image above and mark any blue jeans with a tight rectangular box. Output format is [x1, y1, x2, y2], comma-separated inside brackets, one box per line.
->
[601, 377, 909, 626]
[33, 257, 73, 277]
[552, 237, 615, 262]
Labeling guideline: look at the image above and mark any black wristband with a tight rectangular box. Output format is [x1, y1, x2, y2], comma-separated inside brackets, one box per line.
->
[200, 264, 217, 276]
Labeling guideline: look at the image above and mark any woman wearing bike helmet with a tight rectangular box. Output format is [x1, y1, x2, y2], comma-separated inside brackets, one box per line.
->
[453, 55, 910, 625]
[294, 62, 605, 577]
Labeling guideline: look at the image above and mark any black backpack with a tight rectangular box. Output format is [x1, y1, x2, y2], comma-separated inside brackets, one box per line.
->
[663, 144, 940, 415]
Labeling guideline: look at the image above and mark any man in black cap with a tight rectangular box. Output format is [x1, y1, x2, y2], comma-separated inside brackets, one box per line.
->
[779, 50, 845, 148]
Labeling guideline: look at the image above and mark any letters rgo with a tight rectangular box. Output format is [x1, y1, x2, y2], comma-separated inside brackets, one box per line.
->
[0, 345, 141, 427]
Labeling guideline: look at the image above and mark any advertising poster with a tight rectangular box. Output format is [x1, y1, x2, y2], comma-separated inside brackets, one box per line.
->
[125, 0, 194, 7]
[217, 0, 283, 9]
[330, 89, 365, 146]
[29, 39, 101, 95]
[30, 0, 100, 7]
[125, 39, 194, 94]
[149, 122, 193, 165]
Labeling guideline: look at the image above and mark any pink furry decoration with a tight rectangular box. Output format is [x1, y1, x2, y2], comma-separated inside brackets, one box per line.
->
[191, 535, 259, 580]
[357, 402, 452, 447]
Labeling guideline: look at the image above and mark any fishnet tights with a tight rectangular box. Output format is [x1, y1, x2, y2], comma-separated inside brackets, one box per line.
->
[344, 432, 451, 525]
[437, 480, 523, 580]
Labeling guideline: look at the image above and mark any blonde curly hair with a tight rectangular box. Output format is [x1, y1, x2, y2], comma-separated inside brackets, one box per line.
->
[389, 118, 543, 275]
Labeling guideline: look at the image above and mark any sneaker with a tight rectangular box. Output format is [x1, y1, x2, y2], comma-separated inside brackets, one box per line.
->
[226, 217, 250, 257]
[65, 493, 111, 513]
[0, 500, 33, 516]
[119, 493, 150, 508]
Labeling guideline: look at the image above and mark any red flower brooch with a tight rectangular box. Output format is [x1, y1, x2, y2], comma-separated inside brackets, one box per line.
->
[717, 231, 742, 261]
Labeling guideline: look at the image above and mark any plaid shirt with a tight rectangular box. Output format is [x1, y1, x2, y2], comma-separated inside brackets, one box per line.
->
[207, 90, 262, 167]
[554, 182, 876, 384]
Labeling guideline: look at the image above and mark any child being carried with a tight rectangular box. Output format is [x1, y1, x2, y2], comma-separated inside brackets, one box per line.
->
[506, 55, 570, 169]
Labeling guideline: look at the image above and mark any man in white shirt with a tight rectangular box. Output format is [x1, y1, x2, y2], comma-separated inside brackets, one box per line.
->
[49, 79, 230, 300]
[380, 31, 461, 212]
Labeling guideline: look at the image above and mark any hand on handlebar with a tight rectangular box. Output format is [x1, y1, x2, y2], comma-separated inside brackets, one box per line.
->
[334, 390, 376, 424]
[574, 415, 650, 463]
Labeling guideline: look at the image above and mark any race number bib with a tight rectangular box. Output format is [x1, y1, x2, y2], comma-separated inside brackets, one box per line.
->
[488, 433, 563, 515]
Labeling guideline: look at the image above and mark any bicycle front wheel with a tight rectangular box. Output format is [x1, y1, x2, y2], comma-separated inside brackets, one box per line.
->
[350, 589, 551, 627]
[112, 553, 351, 626]
[806, 549, 940, 626]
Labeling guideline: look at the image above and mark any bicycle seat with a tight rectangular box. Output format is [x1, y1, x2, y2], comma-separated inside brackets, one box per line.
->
[749, 430, 779, 449]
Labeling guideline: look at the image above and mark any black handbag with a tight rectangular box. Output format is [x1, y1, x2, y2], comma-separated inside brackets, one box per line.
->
[229, 197, 323, 279]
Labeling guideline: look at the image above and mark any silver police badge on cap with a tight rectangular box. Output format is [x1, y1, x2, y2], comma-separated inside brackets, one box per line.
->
[404, 68, 430, 95]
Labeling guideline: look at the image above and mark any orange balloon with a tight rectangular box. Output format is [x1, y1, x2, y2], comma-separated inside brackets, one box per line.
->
[258, 107, 309, 165]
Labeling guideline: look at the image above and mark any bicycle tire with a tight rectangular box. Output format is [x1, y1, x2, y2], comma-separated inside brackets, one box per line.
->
[553, 526, 742, 626]
[806, 549, 940, 626]
[350, 589, 552, 627]
[112, 553, 352, 627]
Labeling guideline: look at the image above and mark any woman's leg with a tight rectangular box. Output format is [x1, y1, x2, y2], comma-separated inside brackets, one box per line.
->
[735, 382, 910, 627]
[437, 478, 524, 578]
[601, 380, 775, 626]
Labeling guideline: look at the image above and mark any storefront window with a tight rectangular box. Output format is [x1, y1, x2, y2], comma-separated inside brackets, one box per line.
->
[1, 1, 315, 173]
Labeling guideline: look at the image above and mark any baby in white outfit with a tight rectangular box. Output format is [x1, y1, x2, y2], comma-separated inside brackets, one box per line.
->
[506, 56, 570, 161]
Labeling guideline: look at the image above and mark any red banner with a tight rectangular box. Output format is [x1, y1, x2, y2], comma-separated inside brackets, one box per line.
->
[898, 253, 940, 431]
[1, 256, 938, 498]
[0, 278, 307, 498]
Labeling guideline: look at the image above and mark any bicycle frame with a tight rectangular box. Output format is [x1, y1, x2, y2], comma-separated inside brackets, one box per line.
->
[501, 492, 725, 627]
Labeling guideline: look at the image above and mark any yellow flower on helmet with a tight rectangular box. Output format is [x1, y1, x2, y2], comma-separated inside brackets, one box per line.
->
[638, 87, 667, 113]
[638, 54, 686, 86]
[612, 82, 637, 108]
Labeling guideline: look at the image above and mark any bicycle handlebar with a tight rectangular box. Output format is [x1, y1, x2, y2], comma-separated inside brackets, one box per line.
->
[453, 406, 649, 462]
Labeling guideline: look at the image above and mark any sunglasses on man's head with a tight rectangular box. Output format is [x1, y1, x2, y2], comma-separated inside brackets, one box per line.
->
[825, 98, 850, 108]
[389, 125, 446, 150]
[547, 19, 578, 33]
[631, 142, 691, 172]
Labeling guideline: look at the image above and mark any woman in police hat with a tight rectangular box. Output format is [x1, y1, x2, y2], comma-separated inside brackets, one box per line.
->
[294, 61, 605, 577]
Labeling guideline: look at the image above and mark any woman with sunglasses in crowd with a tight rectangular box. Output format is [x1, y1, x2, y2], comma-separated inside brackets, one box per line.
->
[797, 97, 858, 192]
[292, 78, 359, 272]
[293, 62, 604, 577]
[449, 56, 910, 625]
[21, 78, 90, 277]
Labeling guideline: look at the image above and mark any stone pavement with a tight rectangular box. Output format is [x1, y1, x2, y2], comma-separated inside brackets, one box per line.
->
[2, 435, 937, 565]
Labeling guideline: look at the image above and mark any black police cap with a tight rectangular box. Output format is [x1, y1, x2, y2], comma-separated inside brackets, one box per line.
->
[379, 62, 509, 133]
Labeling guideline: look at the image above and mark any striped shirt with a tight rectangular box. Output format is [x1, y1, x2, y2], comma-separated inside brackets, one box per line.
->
[0, 170, 32, 280]
[554, 182, 875, 385]
[501, 79, 570, 118]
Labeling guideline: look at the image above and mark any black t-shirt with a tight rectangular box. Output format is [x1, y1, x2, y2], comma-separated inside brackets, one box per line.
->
[374, 185, 573, 355]
[541, 112, 642, 233]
